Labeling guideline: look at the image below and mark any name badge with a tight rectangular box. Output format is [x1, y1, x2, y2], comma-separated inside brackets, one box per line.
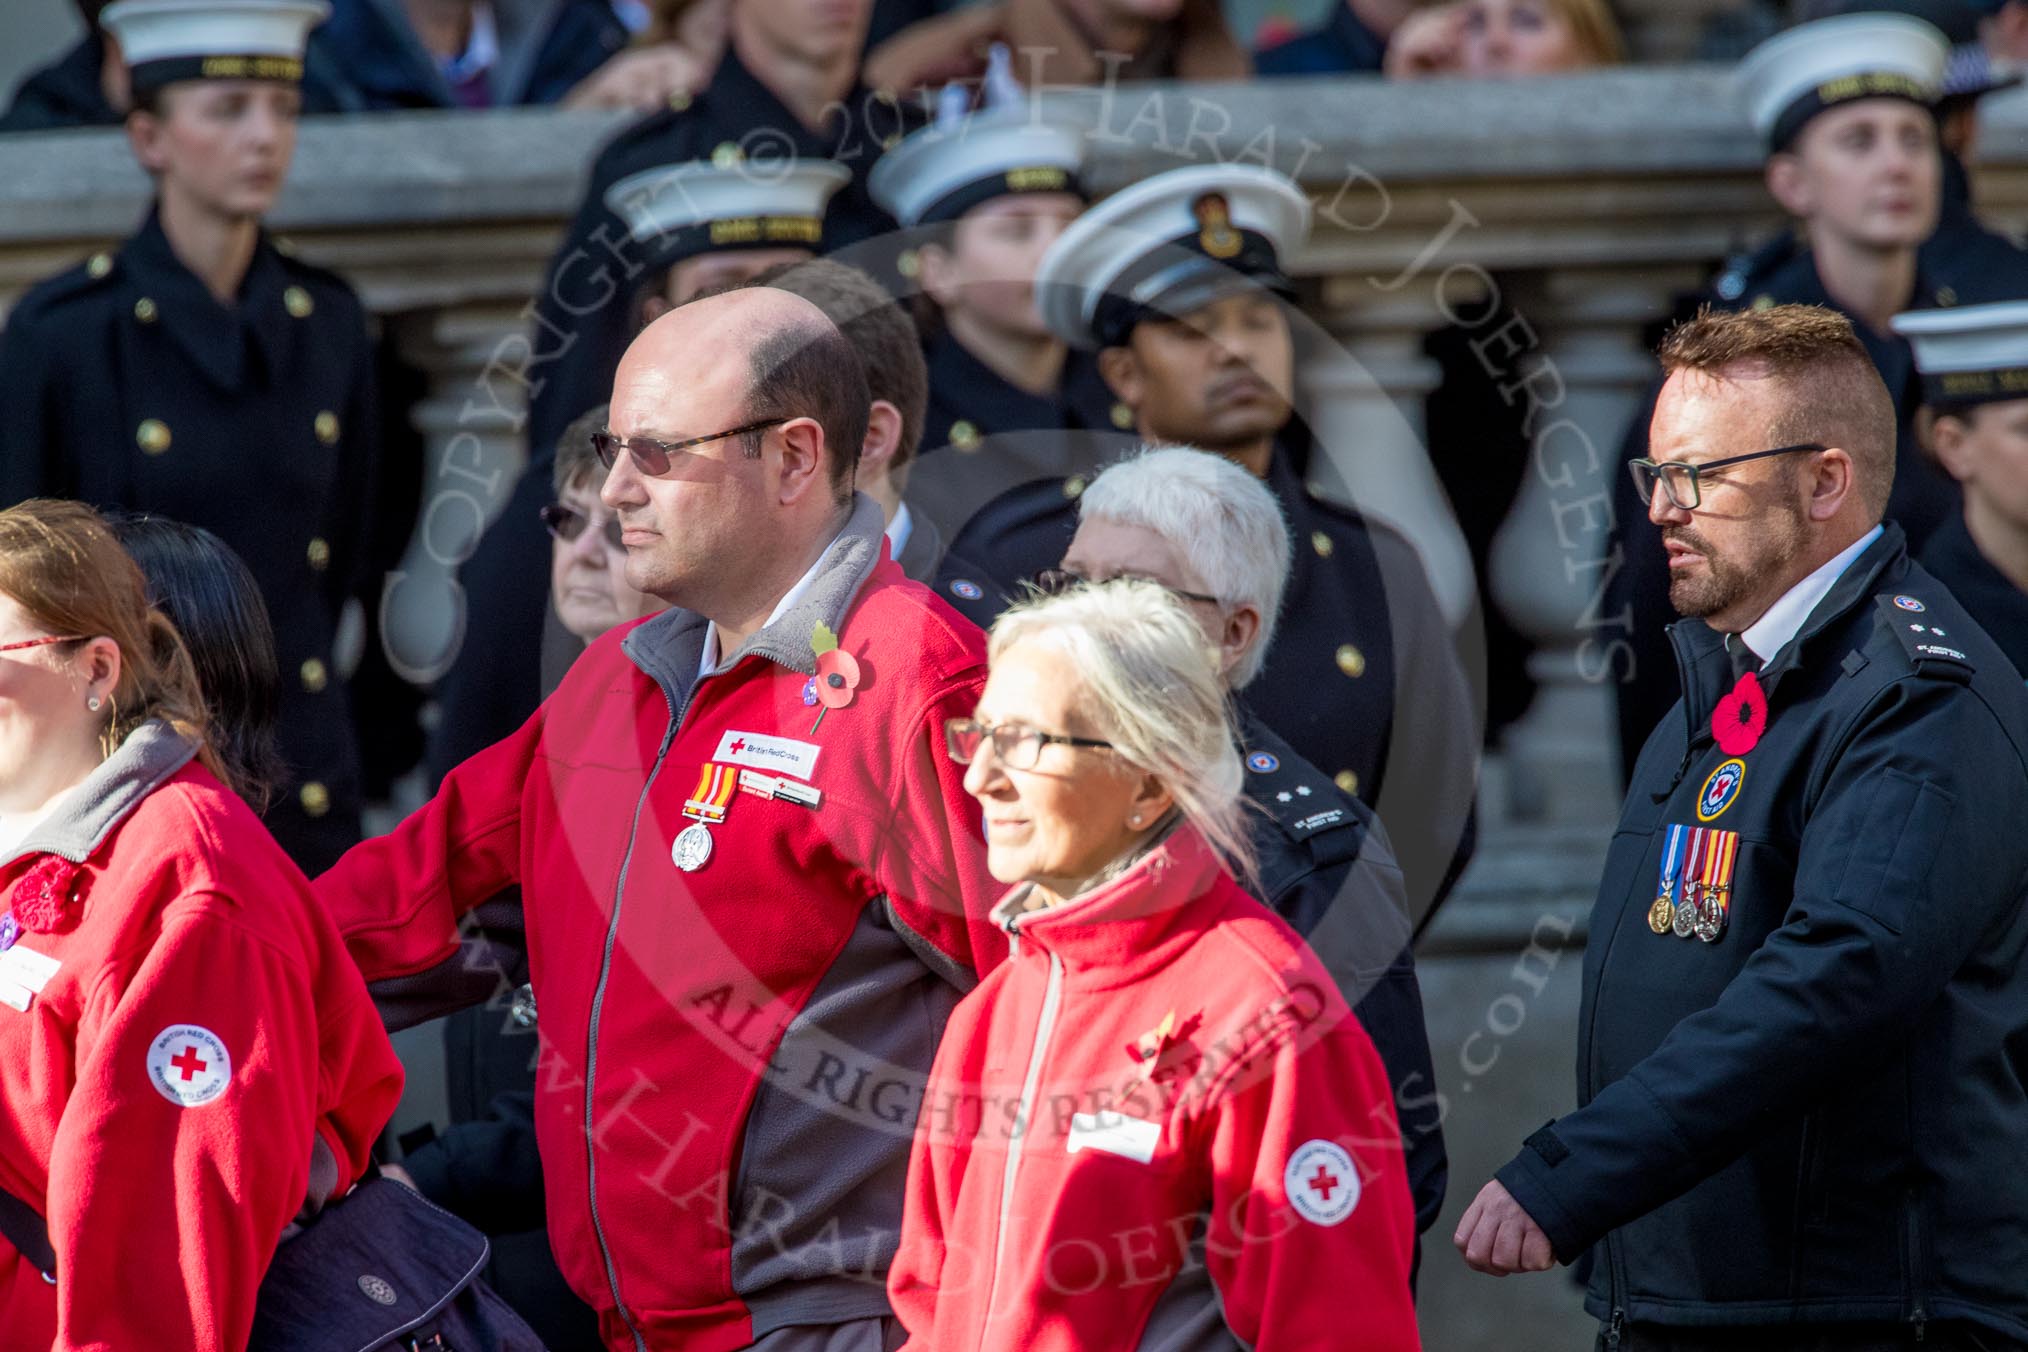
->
[713, 730, 821, 781]
[0, 945, 61, 995]
[1067, 1111, 1161, 1165]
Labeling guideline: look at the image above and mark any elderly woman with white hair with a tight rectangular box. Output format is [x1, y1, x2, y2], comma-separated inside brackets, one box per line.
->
[1047, 446, 1448, 1256]
[887, 580, 1422, 1351]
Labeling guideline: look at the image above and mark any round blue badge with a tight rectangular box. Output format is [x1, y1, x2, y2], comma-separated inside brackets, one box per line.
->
[950, 579, 984, 601]
[1697, 758, 1746, 822]
[1247, 751, 1280, 774]
[1893, 595, 1926, 612]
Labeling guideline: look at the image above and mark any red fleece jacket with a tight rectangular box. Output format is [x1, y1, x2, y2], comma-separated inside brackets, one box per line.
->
[890, 828, 1422, 1350]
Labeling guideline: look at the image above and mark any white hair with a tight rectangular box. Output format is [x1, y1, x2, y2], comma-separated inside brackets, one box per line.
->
[1075, 445, 1292, 687]
[989, 579, 1256, 889]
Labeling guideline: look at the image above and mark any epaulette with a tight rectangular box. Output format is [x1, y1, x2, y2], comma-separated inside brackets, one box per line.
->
[1241, 743, 1359, 847]
[14, 249, 121, 315]
[1876, 591, 1975, 683]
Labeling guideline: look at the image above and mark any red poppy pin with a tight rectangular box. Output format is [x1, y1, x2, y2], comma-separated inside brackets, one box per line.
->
[1711, 670, 1767, 756]
[809, 622, 860, 732]
[7, 854, 85, 937]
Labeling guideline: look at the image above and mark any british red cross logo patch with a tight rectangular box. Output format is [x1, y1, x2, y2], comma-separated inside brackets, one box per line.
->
[1284, 1138, 1360, 1226]
[145, 1024, 231, 1108]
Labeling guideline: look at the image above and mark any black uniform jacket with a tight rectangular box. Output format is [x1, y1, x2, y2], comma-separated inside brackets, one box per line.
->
[1919, 514, 2028, 686]
[1499, 526, 2028, 1341]
[1236, 710, 1446, 1241]
[523, 47, 915, 460]
[0, 209, 378, 871]
[941, 444, 1479, 927]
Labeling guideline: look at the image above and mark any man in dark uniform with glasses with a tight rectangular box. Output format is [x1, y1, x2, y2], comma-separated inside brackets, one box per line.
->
[1455, 303, 2028, 1352]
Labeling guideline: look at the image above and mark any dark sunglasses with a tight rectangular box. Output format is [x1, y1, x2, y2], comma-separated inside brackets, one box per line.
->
[1032, 566, 1221, 607]
[539, 503, 624, 551]
[589, 417, 788, 476]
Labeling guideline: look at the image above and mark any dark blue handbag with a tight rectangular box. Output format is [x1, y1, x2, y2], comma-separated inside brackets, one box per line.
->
[249, 1175, 550, 1351]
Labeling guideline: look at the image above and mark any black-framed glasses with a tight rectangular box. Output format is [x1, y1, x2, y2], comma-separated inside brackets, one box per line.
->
[590, 417, 789, 476]
[1032, 567, 1222, 608]
[539, 503, 624, 551]
[1628, 442, 1826, 511]
[944, 717, 1114, 770]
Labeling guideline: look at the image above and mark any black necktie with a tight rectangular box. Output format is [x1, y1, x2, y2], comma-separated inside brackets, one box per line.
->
[1725, 633, 1759, 684]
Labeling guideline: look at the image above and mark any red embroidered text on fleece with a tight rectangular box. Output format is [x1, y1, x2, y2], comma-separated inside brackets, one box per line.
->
[316, 525, 1007, 1352]
[0, 741, 403, 1352]
[888, 827, 1423, 1351]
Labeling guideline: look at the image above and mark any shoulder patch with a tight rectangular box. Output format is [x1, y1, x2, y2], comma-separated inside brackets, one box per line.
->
[1242, 742, 1361, 846]
[1876, 594, 1974, 683]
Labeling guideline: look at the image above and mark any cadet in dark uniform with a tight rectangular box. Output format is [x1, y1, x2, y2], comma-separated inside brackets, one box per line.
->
[425, 156, 846, 781]
[0, 2, 124, 132]
[1897, 299, 2028, 679]
[0, 0, 376, 874]
[1602, 12, 2008, 779]
[946, 163, 1479, 927]
[1052, 445, 1446, 1271]
[1457, 305, 2028, 1352]
[863, 90, 1118, 545]
[524, 0, 911, 463]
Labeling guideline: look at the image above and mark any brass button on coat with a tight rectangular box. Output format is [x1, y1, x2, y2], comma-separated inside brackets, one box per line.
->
[950, 420, 980, 451]
[314, 410, 340, 445]
[300, 658, 328, 693]
[307, 537, 331, 570]
[1336, 644, 1366, 678]
[1334, 770, 1359, 795]
[284, 285, 315, 318]
[133, 297, 157, 323]
[137, 419, 171, 455]
[300, 781, 331, 817]
[1312, 530, 1334, 559]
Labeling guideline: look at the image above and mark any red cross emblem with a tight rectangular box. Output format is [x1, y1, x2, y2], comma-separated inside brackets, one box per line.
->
[1307, 1163, 1341, 1201]
[730, 738, 747, 754]
[170, 1045, 209, 1081]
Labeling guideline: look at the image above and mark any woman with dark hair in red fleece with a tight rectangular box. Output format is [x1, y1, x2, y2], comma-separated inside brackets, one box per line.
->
[0, 500, 403, 1350]
[892, 580, 1422, 1350]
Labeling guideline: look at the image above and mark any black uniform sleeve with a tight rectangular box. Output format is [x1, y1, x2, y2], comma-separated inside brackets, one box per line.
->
[331, 296, 384, 608]
[1496, 675, 2028, 1260]
[0, 298, 62, 508]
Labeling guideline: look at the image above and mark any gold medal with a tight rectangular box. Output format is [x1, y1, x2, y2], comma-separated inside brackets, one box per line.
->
[1648, 897, 1675, 934]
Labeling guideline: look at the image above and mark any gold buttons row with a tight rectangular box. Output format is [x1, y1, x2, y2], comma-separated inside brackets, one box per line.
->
[135, 411, 338, 455]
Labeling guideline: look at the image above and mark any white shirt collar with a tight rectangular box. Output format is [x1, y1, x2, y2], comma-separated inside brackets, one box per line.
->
[884, 502, 913, 563]
[440, 3, 498, 82]
[1736, 524, 1883, 666]
[696, 527, 843, 681]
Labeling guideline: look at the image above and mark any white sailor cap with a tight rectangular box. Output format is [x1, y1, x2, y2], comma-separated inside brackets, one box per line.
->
[1894, 300, 2028, 407]
[1737, 12, 1948, 152]
[605, 158, 851, 273]
[101, 0, 329, 97]
[1034, 164, 1311, 350]
[869, 109, 1088, 228]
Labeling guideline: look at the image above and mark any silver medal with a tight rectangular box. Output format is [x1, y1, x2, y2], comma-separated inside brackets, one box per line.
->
[672, 821, 714, 872]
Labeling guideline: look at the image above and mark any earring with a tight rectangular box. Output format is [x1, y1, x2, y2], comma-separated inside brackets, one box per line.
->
[87, 695, 101, 712]
[1129, 814, 1144, 828]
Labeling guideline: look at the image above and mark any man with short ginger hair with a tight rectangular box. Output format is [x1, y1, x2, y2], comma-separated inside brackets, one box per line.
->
[316, 286, 1005, 1352]
[1457, 303, 2028, 1350]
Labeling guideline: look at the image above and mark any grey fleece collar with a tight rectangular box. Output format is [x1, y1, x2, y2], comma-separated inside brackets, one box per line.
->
[3, 720, 199, 869]
[623, 493, 889, 708]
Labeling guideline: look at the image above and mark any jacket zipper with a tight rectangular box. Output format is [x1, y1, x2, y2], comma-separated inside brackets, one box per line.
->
[582, 679, 683, 1352]
[981, 947, 1064, 1332]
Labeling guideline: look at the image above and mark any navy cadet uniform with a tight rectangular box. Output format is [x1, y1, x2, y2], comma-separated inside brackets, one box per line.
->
[524, 47, 915, 462]
[1895, 299, 2028, 683]
[948, 162, 1479, 926]
[1601, 13, 2011, 779]
[426, 157, 848, 782]
[861, 100, 1121, 549]
[0, 7, 374, 875]
[1496, 524, 2028, 1349]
